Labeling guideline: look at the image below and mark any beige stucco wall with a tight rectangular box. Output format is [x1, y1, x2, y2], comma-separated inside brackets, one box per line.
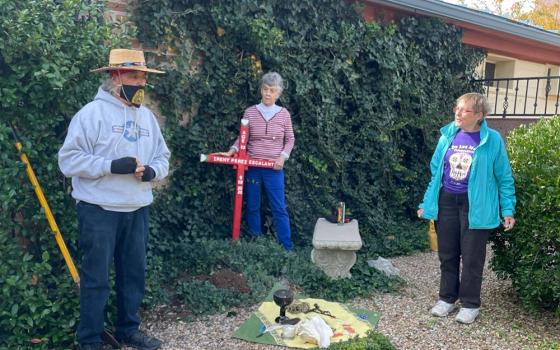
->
[476, 54, 560, 118]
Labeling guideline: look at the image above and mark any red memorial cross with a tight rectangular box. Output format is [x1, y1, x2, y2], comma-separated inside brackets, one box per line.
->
[200, 118, 275, 240]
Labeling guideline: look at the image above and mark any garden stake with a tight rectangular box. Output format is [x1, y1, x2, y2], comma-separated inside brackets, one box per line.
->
[10, 124, 120, 349]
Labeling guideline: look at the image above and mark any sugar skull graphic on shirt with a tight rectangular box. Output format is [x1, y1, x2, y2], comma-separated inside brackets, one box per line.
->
[442, 130, 481, 194]
[449, 150, 473, 181]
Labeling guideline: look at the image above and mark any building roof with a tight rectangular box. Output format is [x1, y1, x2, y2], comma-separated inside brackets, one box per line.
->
[365, 0, 560, 47]
[363, 0, 560, 65]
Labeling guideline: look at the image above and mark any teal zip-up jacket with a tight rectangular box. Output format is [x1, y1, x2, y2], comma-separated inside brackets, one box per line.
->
[419, 120, 516, 229]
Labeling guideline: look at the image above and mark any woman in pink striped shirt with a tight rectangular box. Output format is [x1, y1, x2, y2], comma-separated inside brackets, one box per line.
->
[221, 72, 295, 251]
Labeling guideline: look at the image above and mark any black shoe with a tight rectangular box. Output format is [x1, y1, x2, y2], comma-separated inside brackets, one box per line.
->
[80, 343, 103, 350]
[118, 331, 162, 350]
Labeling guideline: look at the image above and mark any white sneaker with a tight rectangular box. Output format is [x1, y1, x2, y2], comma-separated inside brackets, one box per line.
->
[455, 307, 480, 324]
[430, 300, 457, 317]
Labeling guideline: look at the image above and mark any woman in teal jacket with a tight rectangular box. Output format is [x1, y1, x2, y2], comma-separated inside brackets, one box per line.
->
[417, 93, 516, 324]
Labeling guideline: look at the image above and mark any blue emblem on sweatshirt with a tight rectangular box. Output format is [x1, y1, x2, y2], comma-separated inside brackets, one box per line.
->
[112, 121, 150, 141]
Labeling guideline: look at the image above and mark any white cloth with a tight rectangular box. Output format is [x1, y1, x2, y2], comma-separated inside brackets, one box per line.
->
[297, 316, 334, 348]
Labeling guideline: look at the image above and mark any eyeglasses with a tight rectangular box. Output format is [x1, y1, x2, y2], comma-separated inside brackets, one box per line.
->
[453, 107, 475, 114]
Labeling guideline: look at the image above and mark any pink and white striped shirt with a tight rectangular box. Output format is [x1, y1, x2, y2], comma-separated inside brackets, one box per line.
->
[231, 105, 295, 160]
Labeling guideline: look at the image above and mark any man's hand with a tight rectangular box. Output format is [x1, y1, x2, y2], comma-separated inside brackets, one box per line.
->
[141, 166, 156, 182]
[111, 157, 137, 174]
[134, 162, 145, 180]
[417, 208, 424, 219]
[274, 156, 286, 170]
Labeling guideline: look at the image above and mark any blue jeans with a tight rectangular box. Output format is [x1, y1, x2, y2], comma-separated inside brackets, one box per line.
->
[245, 167, 293, 251]
[76, 201, 149, 345]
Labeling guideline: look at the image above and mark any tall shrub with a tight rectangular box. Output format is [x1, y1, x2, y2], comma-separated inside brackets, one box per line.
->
[0, 1, 125, 347]
[134, 0, 485, 258]
[491, 117, 560, 313]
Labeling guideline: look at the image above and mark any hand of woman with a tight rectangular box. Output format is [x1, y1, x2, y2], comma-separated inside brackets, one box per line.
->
[417, 208, 424, 219]
[274, 156, 286, 170]
[503, 216, 515, 231]
[216, 149, 236, 157]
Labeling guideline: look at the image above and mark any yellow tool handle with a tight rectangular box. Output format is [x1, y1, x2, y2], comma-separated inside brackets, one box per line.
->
[428, 220, 438, 252]
[16, 142, 80, 285]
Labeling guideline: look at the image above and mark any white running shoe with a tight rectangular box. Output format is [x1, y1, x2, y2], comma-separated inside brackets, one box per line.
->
[430, 300, 457, 317]
[455, 307, 480, 324]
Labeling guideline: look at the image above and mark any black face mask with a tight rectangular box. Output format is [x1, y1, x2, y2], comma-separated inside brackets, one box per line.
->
[120, 84, 145, 107]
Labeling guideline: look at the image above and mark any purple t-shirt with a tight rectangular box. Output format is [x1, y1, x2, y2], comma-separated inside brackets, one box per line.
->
[442, 130, 481, 193]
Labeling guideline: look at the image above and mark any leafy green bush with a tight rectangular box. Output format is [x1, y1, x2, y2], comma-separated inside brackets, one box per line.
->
[135, 0, 484, 260]
[491, 117, 560, 313]
[176, 280, 251, 314]
[316, 330, 395, 350]
[0, 1, 125, 348]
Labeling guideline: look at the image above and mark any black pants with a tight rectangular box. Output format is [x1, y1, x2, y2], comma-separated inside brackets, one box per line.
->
[436, 190, 491, 308]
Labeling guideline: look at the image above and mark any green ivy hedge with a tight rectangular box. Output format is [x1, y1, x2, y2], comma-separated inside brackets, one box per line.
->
[491, 117, 560, 314]
[134, 0, 485, 256]
[0, 1, 125, 348]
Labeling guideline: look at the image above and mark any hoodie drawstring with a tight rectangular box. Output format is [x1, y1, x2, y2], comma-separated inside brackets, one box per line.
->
[113, 105, 127, 157]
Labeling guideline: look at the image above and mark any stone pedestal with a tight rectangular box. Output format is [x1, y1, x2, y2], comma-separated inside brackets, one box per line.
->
[311, 218, 362, 279]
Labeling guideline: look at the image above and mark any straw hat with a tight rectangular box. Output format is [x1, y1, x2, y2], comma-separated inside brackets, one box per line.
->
[90, 49, 165, 74]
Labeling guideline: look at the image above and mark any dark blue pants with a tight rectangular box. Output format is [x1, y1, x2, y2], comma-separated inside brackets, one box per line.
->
[245, 167, 293, 251]
[436, 190, 491, 308]
[76, 201, 149, 345]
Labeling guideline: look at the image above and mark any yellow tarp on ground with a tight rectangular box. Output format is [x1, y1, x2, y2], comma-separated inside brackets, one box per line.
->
[249, 298, 378, 348]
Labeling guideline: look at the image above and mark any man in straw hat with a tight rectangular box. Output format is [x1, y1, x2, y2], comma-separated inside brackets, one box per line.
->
[58, 49, 169, 350]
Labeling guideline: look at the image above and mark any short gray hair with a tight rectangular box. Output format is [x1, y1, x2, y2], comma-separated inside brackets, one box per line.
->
[261, 72, 285, 93]
[101, 77, 116, 92]
[456, 92, 491, 117]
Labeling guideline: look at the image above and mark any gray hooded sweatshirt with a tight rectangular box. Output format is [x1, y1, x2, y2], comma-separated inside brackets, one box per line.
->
[58, 88, 170, 212]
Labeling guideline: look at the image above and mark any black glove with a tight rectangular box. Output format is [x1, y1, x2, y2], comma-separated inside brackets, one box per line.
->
[111, 157, 137, 174]
[141, 166, 156, 182]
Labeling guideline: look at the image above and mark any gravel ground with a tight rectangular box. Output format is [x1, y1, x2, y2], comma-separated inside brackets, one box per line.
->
[136, 247, 560, 350]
